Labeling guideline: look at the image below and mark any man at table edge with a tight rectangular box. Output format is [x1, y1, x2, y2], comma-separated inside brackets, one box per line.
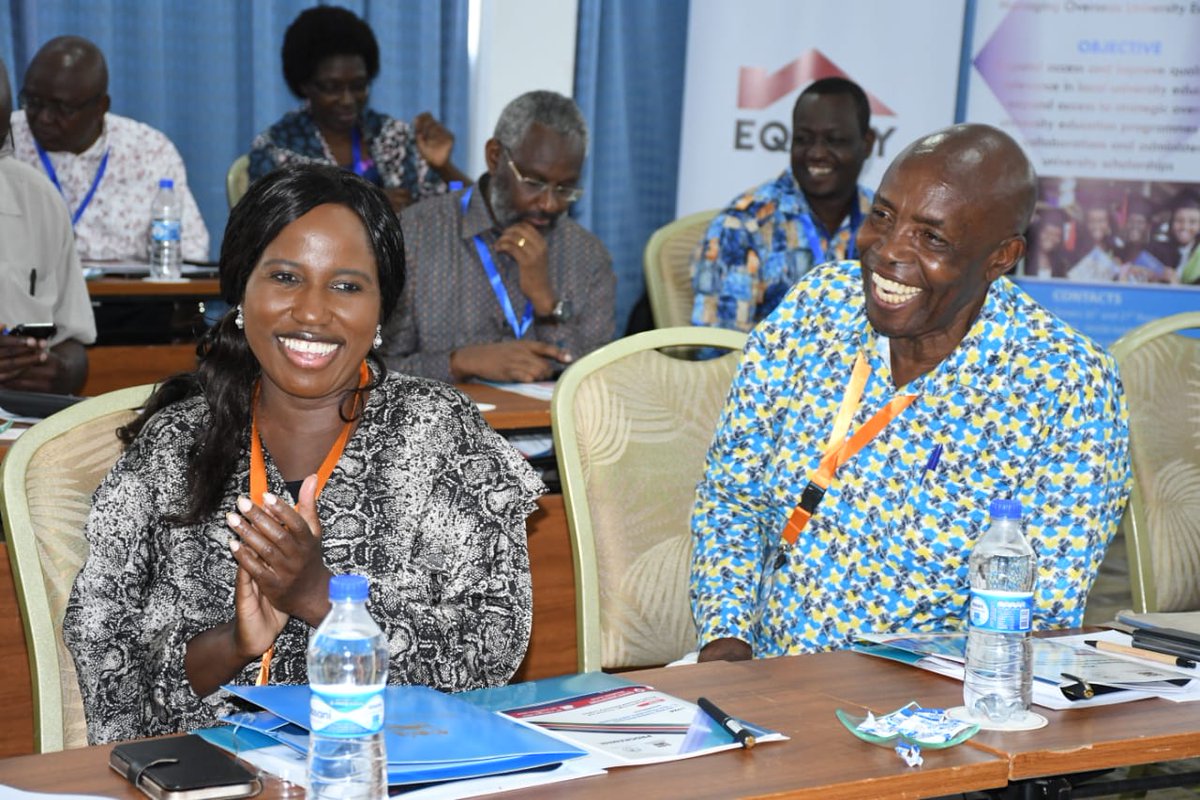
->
[0, 55, 94, 394]
[690, 123, 1132, 662]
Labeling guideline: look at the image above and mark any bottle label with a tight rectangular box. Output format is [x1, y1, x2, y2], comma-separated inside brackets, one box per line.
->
[151, 219, 181, 242]
[310, 689, 385, 737]
[968, 589, 1033, 633]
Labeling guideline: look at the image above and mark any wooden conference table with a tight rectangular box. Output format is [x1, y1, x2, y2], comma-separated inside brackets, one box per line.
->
[82, 274, 221, 395]
[85, 276, 221, 300]
[2, 652, 1199, 799]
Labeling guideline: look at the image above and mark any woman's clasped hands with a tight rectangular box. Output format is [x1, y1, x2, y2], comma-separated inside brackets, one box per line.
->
[225, 473, 332, 659]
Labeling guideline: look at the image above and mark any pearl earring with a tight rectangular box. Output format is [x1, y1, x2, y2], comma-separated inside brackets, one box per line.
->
[234, 305, 244, 330]
[373, 325, 383, 349]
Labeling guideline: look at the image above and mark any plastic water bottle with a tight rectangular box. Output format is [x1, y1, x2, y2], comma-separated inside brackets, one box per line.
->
[148, 178, 183, 280]
[963, 498, 1035, 724]
[307, 575, 388, 800]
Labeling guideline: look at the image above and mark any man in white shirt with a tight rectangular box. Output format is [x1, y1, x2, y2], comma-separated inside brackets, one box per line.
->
[0, 56, 95, 394]
[10, 35, 209, 262]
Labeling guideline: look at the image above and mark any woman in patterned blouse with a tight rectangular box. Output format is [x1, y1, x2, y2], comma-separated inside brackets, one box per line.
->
[248, 6, 470, 212]
[63, 163, 542, 745]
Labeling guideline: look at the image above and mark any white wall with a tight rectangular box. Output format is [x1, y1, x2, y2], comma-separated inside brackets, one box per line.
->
[466, 0, 577, 180]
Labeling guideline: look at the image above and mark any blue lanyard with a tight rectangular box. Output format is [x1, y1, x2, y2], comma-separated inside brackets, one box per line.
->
[35, 142, 109, 227]
[461, 187, 533, 338]
[350, 126, 369, 177]
[798, 200, 863, 264]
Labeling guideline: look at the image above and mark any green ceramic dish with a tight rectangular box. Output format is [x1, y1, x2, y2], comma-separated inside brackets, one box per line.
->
[835, 705, 980, 749]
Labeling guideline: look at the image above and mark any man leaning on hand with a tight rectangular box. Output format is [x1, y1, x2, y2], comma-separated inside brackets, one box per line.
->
[380, 90, 615, 384]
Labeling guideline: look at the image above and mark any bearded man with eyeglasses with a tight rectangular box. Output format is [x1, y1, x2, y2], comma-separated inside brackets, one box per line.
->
[380, 90, 616, 384]
[10, 36, 209, 263]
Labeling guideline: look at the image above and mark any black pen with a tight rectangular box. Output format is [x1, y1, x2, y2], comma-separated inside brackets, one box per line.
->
[29, 268, 36, 296]
[697, 696, 756, 749]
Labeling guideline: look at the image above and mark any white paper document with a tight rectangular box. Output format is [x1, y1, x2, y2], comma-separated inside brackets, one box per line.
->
[479, 381, 556, 402]
[502, 685, 787, 767]
[856, 630, 1200, 710]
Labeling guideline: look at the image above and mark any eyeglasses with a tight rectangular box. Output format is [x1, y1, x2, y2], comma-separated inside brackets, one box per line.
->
[504, 149, 583, 203]
[18, 90, 104, 119]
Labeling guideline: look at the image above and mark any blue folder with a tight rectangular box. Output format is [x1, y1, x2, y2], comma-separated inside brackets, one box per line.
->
[221, 684, 586, 786]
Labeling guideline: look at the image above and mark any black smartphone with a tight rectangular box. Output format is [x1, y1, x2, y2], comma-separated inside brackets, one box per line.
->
[5, 323, 57, 339]
[110, 735, 261, 800]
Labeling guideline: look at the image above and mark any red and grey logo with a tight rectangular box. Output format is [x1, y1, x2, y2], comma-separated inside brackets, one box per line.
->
[737, 48, 895, 115]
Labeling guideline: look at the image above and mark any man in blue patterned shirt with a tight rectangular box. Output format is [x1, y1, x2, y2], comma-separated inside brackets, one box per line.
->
[691, 78, 875, 331]
[691, 124, 1131, 662]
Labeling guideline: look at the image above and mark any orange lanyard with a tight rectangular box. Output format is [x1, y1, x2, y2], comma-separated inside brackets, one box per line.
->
[250, 361, 369, 684]
[780, 352, 917, 547]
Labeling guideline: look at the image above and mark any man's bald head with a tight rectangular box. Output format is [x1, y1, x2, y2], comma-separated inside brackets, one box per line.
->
[31, 36, 108, 94]
[856, 123, 1038, 382]
[21, 35, 110, 154]
[898, 123, 1038, 239]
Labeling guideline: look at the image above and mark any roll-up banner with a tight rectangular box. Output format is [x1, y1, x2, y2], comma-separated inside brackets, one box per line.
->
[676, 0, 965, 218]
[965, 1, 1200, 345]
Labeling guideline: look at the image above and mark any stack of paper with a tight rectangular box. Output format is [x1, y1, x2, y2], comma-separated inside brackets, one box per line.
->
[462, 672, 786, 767]
[855, 630, 1200, 710]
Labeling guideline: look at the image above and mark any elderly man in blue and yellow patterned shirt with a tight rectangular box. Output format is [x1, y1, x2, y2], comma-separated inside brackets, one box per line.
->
[691, 124, 1131, 662]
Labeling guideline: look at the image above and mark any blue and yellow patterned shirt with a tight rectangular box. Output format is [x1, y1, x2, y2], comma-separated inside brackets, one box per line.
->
[690, 170, 873, 332]
[690, 261, 1132, 656]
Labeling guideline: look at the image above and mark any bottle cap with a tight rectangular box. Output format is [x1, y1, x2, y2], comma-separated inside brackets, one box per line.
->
[158, 178, 175, 189]
[329, 574, 369, 601]
[989, 498, 1022, 520]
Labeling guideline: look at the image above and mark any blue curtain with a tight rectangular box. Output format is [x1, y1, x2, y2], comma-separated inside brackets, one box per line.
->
[573, 0, 690, 331]
[0, 0, 469, 260]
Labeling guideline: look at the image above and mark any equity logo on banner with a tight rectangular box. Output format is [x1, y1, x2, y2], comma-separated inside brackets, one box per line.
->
[734, 49, 897, 155]
[738, 49, 895, 113]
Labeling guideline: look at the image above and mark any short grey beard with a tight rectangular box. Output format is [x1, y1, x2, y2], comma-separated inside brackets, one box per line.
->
[488, 173, 521, 228]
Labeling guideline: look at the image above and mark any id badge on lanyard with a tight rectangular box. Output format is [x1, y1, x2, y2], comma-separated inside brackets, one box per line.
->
[774, 352, 917, 568]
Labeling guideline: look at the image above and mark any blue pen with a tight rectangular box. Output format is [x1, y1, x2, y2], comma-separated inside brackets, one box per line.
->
[920, 444, 943, 482]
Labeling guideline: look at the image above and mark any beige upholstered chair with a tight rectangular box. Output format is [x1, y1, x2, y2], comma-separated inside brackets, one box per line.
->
[226, 154, 251, 208]
[643, 210, 718, 328]
[1110, 312, 1200, 613]
[0, 384, 154, 751]
[552, 327, 747, 673]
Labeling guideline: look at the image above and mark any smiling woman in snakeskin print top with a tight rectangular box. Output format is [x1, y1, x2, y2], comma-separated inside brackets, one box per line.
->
[63, 163, 541, 745]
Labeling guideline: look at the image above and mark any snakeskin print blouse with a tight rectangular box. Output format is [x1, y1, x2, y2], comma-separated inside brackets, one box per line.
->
[64, 372, 542, 744]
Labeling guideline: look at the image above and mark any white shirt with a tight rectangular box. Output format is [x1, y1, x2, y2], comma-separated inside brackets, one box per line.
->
[0, 156, 97, 346]
[9, 111, 210, 262]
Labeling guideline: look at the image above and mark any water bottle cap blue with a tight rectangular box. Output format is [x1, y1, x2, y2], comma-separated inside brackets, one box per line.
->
[989, 498, 1022, 519]
[329, 574, 368, 601]
[158, 178, 174, 189]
